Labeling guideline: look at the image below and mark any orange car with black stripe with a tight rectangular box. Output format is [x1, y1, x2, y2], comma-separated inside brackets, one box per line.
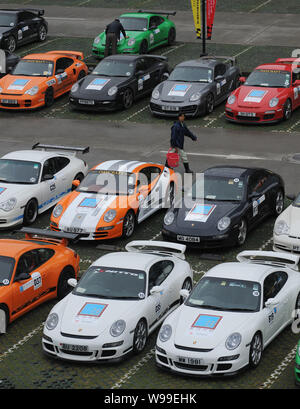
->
[0, 50, 88, 109]
[0, 228, 80, 335]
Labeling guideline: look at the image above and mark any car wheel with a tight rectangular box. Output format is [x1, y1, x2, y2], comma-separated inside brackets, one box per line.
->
[72, 172, 84, 190]
[294, 292, 300, 322]
[77, 70, 86, 81]
[205, 93, 214, 114]
[236, 218, 247, 246]
[0, 306, 8, 335]
[167, 27, 176, 45]
[249, 332, 263, 369]
[23, 199, 38, 225]
[133, 319, 148, 354]
[273, 189, 284, 216]
[164, 182, 175, 208]
[57, 267, 75, 300]
[7, 36, 16, 53]
[180, 278, 193, 304]
[38, 24, 47, 41]
[283, 99, 292, 121]
[122, 210, 136, 238]
[45, 87, 54, 107]
[139, 40, 148, 54]
[122, 88, 133, 109]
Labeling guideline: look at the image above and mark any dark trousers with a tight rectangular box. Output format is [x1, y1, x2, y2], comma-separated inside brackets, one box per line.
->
[105, 32, 118, 57]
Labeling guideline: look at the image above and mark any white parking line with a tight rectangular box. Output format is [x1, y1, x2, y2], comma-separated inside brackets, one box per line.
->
[249, 0, 272, 13]
[20, 38, 58, 56]
[160, 151, 269, 160]
[233, 45, 255, 58]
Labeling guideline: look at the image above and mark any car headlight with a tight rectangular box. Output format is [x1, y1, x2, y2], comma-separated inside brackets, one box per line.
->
[52, 204, 63, 218]
[225, 332, 241, 350]
[94, 36, 101, 44]
[152, 89, 160, 99]
[269, 97, 279, 108]
[164, 211, 175, 226]
[0, 198, 16, 212]
[227, 94, 236, 105]
[217, 216, 231, 231]
[25, 86, 39, 96]
[274, 220, 289, 235]
[108, 86, 118, 96]
[190, 92, 201, 102]
[159, 324, 172, 342]
[45, 313, 59, 331]
[103, 209, 116, 223]
[127, 38, 136, 46]
[110, 320, 126, 337]
[71, 83, 79, 93]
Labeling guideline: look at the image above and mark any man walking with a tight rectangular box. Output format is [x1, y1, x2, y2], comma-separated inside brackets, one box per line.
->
[104, 18, 127, 57]
[167, 112, 197, 173]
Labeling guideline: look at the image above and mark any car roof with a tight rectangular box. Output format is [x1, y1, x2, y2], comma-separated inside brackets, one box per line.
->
[92, 160, 149, 173]
[203, 166, 255, 178]
[1, 150, 73, 162]
[120, 12, 154, 18]
[104, 54, 149, 62]
[22, 53, 59, 62]
[176, 58, 226, 69]
[0, 239, 48, 258]
[92, 251, 165, 272]
[255, 63, 290, 71]
[0, 9, 20, 14]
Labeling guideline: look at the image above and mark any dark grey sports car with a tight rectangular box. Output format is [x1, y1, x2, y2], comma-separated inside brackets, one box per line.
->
[150, 56, 240, 117]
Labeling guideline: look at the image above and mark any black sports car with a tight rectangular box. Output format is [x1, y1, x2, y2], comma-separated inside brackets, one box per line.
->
[0, 8, 48, 53]
[162, 166, 285, 249]
[150, 56, 240, 117]
[0, 49, 20, 76]
[69, 54, 169, 111]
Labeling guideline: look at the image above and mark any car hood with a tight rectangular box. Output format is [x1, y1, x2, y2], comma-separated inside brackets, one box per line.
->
[0, 27, 10, 35]
[173, 305, 252, 349]
[157, 80, 211, 102]
[74, 75, 128, 98]
[0, 74, 45, 94]
[234, 85, 287, 108]
[283, 205, 300, 236]
[59, 293, 139, 337]
[0, 182, 30, 199]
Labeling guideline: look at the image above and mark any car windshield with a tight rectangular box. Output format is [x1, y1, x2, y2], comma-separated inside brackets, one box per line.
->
[0, 13, 16, 27]
[169, 66, 213, 83]
[119, 17, 148, 31]
[186, 276, 261, 312]
[245, 69, 291, 88]
[73, 266, 146, 299]
[0, 159, 41, 184]
[293, 193, 300, 208]
[187, 175, 245, 202]
[0, 256, 15, 286]
[93, 60, 134, 77]
[78, 170, 136, 195]
[13, 60, 54, 77]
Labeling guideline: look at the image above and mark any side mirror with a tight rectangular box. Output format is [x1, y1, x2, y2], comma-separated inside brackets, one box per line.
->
[179, 289, 190, 300]
[265, 298, 279, 309]
[136, 70, 144, 77]
[16, 272, 31, 281]
[293, 79, 300, 87]
[43, 174, 54, 181]
[72, 179, 81, 188]
[150, 285, 164, 295]
[149, 24, 157, 30]
[249, 191, 260, 199]
[215, 75, 224, 82]
[67, 278, 77, 288]
[239, 76, 246, 84]
[56, 68, 64, 75]
[162, 72, 169, 81]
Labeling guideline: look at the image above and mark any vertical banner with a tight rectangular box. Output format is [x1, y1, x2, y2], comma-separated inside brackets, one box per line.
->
[206, 0, 217, 40]
[191, 0, 202, 39]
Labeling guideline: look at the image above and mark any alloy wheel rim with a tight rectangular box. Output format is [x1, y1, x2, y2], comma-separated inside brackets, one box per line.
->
[251, 335, 262, 365]
[207, 95, 214, 113]
[182, 279, 192, 292]
[124, 213, 134, 236]
[238, 220, 247, 244]
[8, 38, 16, 52]
[135, 322, 147, 351]
[39, 26, 47, 40]
[26, 202, 37, 222]
[123, 90, 132, 108]
[285, 101, 292, 119]
[275, 191, 284, 214]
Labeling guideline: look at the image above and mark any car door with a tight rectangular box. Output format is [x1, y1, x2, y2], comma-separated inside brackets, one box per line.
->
[291, 67, 300, 109]
[134, 58, 152, 96]
[35, 248, 56, 294]
[16, 12, 34, 44]
[136, 166, 162, 222]
[145, 56, 164, 88]
[39, 157, 66, 211]
[148, 16, 165, 45]
[214, 63, 228, 102]
[247, 171, 269, 226]
[54, 57, 75, 96]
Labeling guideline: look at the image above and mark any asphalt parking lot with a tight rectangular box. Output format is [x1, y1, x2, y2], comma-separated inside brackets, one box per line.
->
[0, 0, 300, 390]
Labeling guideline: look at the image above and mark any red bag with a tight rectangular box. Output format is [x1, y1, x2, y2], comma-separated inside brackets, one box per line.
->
[166, 148, 180, 168]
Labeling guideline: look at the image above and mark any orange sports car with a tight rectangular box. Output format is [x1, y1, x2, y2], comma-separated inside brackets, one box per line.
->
[0, 50, 88, 109]
[0, 228, 80, 334]
[50, 160, 176, 240]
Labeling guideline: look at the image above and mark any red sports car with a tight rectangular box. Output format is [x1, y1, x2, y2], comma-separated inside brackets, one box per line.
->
[225, 58, 300, 124]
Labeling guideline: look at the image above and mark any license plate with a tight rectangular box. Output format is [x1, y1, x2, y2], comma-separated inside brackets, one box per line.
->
[177, 235, 200, 243]
[178, 357, 202, 365]
[79, 99, 95, 105]
[238, 111, 256, 117]
[162, 105, 179, 111]
[64, 227, 84, 233]
[61, 343, 88, 352]
[1, 99, 18, 104]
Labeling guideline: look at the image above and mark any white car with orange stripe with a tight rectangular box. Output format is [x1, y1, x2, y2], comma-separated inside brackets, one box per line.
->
[50, 160, 176, 240]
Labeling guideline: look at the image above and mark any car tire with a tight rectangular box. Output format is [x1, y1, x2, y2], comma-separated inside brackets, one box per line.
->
[139, 40, 148, 54]
[273, 189, 284, 216]
[38, 24, 47, 42]
[72, 172, 84, 190]
[236, 218, 247, 246]
[283, 99, 292, 121]
[249, 332, 263, 369]
[205, 93, 214, 114]
[294, 292, 300, 322]
[23, 199, 38, 225]
[122, 210, 136, 238]
[164, 182, 175, 209]
[180, 277, 193, 304]
[0, 306, 8, 335]
[167, 27, 176, 45]
[133, 319, 148, 354]
[122, 88, 134, 109]
[7, 35, 17, 53]
[57, 267, 75, 300]
[45, 87, 54, 107]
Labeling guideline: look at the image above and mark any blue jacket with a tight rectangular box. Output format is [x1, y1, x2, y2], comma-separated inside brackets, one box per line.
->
[170, 120, 197, 149]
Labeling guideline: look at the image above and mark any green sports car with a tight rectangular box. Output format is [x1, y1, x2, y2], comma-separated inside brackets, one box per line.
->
[92, 10, 176, 58]
[295, 340, 300, 387]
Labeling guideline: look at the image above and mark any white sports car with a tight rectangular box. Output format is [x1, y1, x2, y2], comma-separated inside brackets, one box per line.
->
[155, 251, 300, 376]
[42, 241, 193, 362]
[0, 143, 89, 228]
[273, 192, 300, 254]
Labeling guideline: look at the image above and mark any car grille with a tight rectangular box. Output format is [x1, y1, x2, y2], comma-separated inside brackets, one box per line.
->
[60, 349, 93, 357]
[150, 103, 198, 115]
[60, 332, 98, 340]
[236, 115, 259, 121]
[174, 362, 208, 371]
[175, 344, 213, 352]
[0, 101, 19, 107]
[263, 113, 275, 120]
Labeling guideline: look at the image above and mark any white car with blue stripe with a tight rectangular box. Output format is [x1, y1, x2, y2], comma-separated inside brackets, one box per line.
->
[0, 143, 89, 228]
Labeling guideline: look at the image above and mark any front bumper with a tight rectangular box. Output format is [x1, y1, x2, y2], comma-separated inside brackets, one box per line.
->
[273, 235, 300, 255]
[50, 221, 123, 241]
[225, 106, 283, 124]
[92, 45, 136, 58]
[150, 100, 205, 118]
[69, 96, 120, 112]
[0, 93, 45, 110]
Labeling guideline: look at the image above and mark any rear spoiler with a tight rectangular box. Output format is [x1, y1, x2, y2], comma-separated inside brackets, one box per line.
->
[46, 51, 84, 60]
[23, 8, 45, 16]
[125, 240, 186, 260]
[237, 251, 300, 271]
[18, 227, 80, 245]
[138, 10, 176, 16]
[32, 143, 89, 155]
[200, 55, 237, 66]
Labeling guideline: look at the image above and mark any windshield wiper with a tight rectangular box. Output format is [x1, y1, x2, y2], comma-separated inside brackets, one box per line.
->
[226, 308, 255, 312]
